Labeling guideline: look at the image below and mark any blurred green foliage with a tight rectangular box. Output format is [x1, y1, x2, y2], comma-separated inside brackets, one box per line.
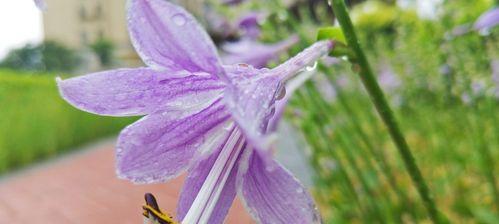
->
[90, 38, 115, 67]
[0, 41, 81, 73]
[230, 0, 499, 222]
[0, 70, 134, 173]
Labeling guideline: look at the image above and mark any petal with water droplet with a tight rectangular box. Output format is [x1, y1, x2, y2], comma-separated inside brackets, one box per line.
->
[57, 68, 225, 116]
[116, 98, 231, 183]
[128, 0, 224, 76]
[238, 151, 321, 224]
[474, 8, 499, 32]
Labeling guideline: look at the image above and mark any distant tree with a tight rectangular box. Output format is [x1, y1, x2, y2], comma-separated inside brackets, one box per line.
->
[90, 38, 115, 67]
[0, 41, 81, 73]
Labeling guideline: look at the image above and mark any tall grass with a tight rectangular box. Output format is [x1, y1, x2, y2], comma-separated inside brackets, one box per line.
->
[0, 70, 134, 173]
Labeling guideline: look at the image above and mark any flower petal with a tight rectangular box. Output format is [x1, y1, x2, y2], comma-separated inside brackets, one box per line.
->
[268, 69, 316, 132]
[116, 98, 231, 183]
[177, 127, 242, 224]
[128, 0, 224, 76]
[221, 35, 299, 69]
[57, 68, 225, 116]
[223, 41, 333, 150]
[474, 8, 499, 31]
[238, 151, 321, 224]
[223, 65, 282, 149]
[34, 0, 47, 11]
[236, 12, 265, 39]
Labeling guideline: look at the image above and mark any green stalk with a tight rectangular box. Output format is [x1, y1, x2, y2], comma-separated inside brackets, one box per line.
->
[329, 1, 442, 223]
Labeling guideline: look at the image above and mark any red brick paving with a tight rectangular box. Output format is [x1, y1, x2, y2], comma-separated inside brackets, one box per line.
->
[0, 141, 254, 223]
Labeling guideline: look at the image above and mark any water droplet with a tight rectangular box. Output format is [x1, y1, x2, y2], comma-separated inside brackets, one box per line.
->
[276, 87, 286, 100]
[479, 28, 491, 36]
[305, 61, 318, 71]
[171, 13, 187, 26]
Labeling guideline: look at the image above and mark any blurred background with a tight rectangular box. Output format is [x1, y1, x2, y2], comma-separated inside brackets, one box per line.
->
[1, 0, 498, 223]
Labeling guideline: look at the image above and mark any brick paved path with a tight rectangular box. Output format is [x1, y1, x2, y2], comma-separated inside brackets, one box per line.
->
[0, 141, 253, 223]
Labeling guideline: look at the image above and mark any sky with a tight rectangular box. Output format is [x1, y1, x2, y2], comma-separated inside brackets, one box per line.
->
[0, 0, 43, 59]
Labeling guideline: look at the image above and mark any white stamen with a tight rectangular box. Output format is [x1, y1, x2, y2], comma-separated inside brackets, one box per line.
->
[182, 125, 245, 224]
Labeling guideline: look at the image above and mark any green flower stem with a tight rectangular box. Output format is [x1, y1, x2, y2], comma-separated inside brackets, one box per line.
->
[329, 0, 442, 223]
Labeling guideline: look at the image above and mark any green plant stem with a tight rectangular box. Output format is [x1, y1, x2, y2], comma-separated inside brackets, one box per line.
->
[329, 1, 442, 223]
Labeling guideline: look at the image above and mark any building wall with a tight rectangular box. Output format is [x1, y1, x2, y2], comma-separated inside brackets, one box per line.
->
[43, 0, 209, 68]
[43, 0, 141, 67]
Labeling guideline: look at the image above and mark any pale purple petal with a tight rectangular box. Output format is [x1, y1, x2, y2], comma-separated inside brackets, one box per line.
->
[238, 151, 321, 224]
[34, 0, 47, 11]
[221, 35, 299, 68]
[116, 99, 231, 183]
[177, 128, 243, 224]
[474, 8, 499, 31]
[268, 70, 316, 132]
[128, 0, 224, 76]
[57, 68, 225, 116]
[237, 12, 264, 39]
[222, 0, 246, 6]
[223, 65, 282, 149]
[272, 40, 334, 80]
[205, 8, 234, 39]
[378, 63, 401, 92]
[224, 40, 333, 149]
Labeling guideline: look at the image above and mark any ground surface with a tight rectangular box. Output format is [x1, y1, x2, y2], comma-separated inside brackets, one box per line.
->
[0, 140, 253, 223]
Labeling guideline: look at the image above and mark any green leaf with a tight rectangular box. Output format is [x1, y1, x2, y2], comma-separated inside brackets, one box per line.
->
[317, 27, 347, 45]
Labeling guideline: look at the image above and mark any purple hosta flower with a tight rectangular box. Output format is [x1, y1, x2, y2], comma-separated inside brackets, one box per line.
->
[378, 63, 401, 93]
[237, 12, 266, 39]
[336, 74, 351, 89]
[461, 92, 472, 105]
[222, 0, 247, 6]
[221, 35, 300, 68]
[474, 7, 499, 34]
[471, 80, 486, 96]
[57, 0, 333, 223]
[204, 7, 235, 41]
[445, 24, 472, 40]
[314, 75, 337, 103]
[34, 0, 47, 11]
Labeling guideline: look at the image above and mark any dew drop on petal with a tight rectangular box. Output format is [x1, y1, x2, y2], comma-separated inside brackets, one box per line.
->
[305, 61, 318, 71]
[276, 86, 286, 100]
[171, 13, 187, 26]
